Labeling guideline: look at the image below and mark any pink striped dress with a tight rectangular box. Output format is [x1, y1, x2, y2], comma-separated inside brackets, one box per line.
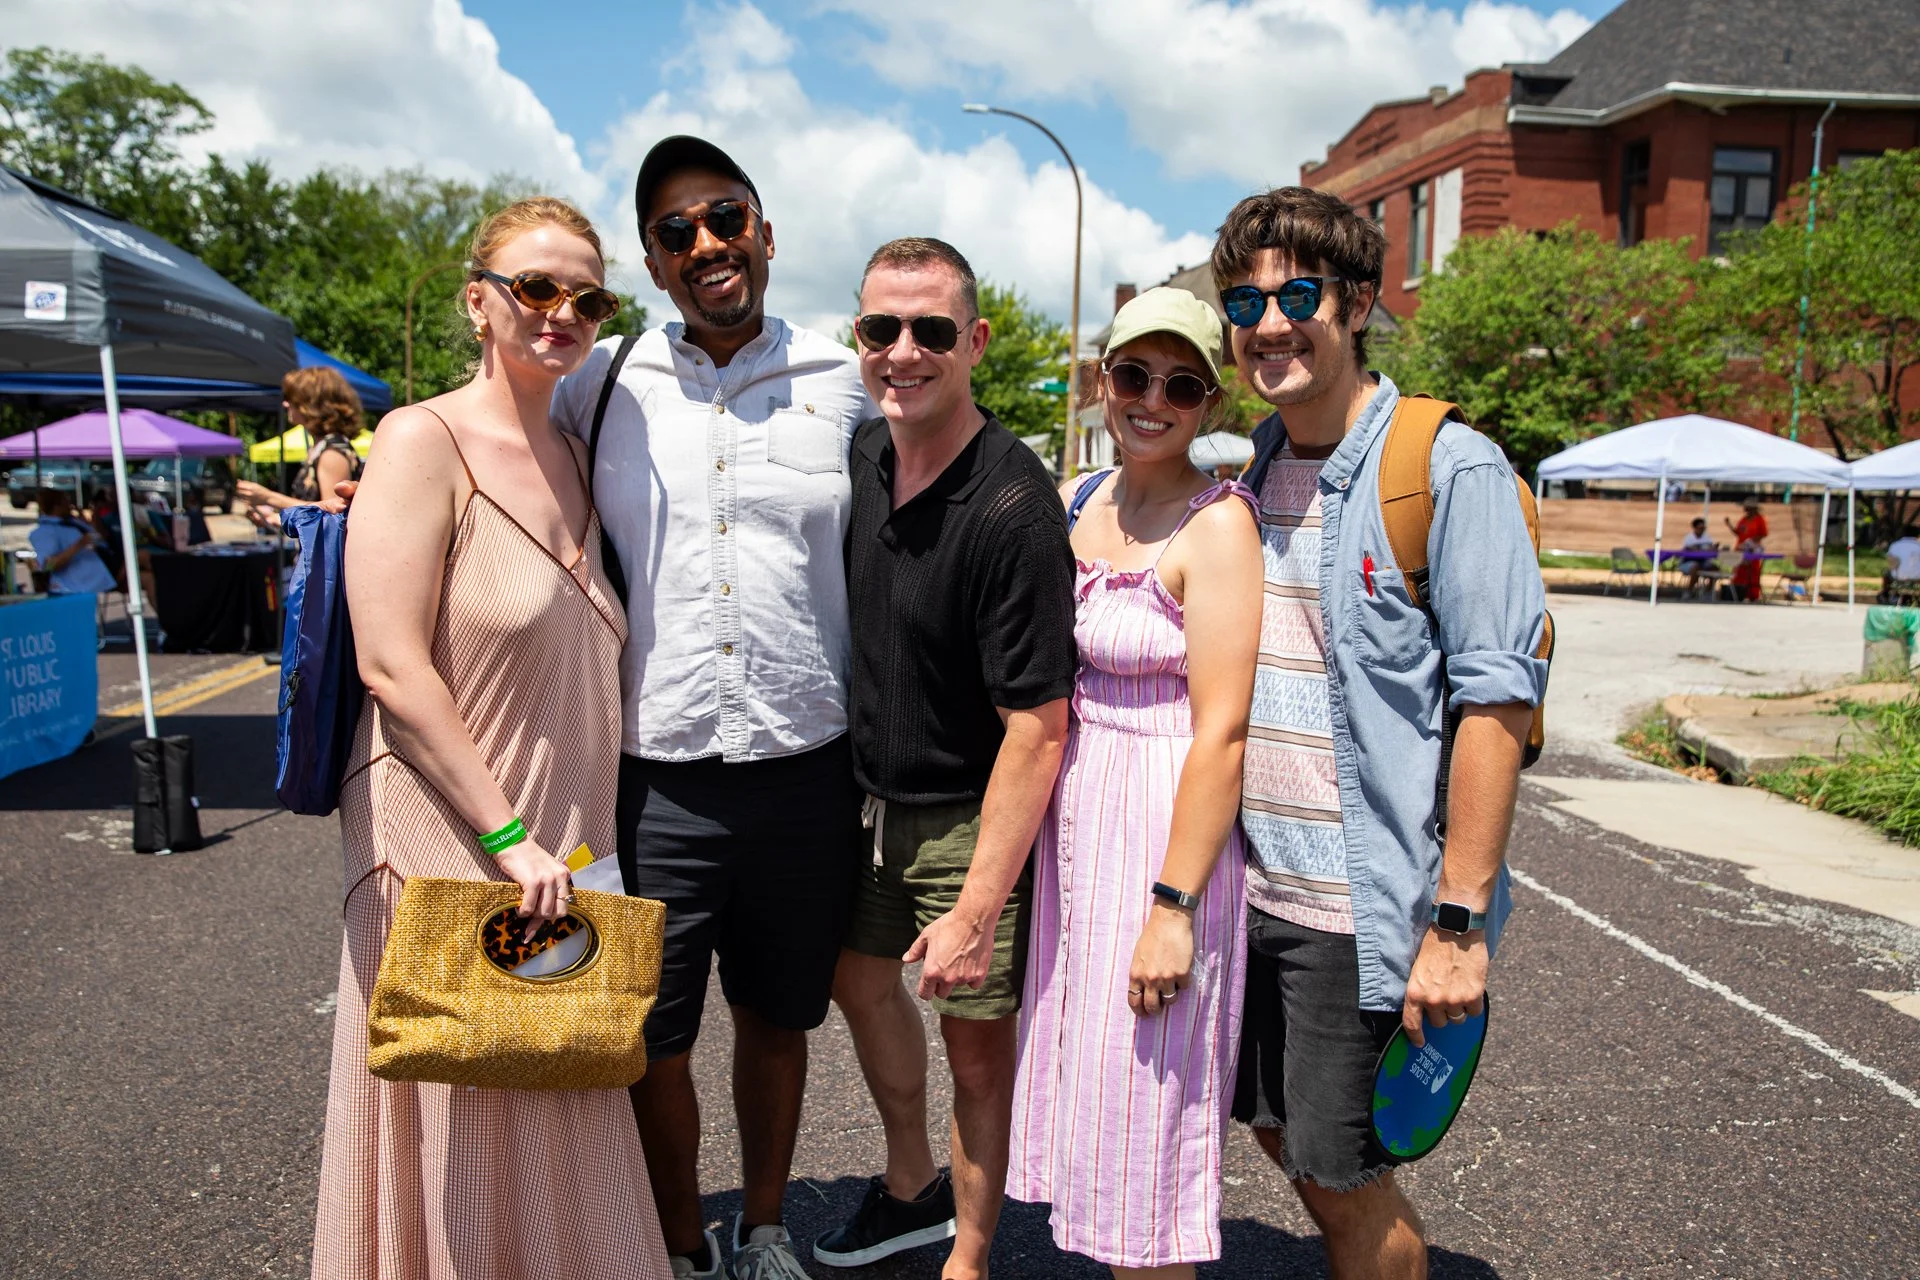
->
[1009, 478, 1252, 1270]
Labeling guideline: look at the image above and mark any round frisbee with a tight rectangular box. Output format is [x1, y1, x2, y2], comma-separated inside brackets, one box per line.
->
[1370, 996, 1489, 1161]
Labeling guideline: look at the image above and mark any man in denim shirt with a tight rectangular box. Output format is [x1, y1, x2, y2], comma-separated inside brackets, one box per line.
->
[1217, 188, 1547, 1278]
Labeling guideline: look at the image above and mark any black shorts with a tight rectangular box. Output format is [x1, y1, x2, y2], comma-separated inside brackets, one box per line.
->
[617, 736, 862, 1059]
[1231, 908, 1405, 1192]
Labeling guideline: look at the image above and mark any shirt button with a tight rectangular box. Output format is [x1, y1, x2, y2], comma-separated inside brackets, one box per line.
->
[716, 403, 727, 415]
[721, 642, 734, 655]
[717, 520, 728, 535]
[715, 459, 726, 472]
[720, 582, 731, 596]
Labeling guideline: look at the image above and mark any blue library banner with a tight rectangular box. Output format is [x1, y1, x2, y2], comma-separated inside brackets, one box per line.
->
[0, 593, 98, 780]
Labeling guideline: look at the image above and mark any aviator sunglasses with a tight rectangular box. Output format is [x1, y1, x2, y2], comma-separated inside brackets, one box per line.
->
[854, 313, 964, 355]
[473, 269, 621, 324]
[1220, 277, 1351, 327]
[648, 199, 761, 256]
[1104, 361, 1215, 413]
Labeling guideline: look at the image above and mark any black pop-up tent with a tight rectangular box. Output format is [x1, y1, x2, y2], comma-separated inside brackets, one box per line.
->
[0, 165, 296, 740]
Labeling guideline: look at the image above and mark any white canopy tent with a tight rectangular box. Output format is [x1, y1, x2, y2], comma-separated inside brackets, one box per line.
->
[1846, 441, 1920, 605]
[1536, 414, 1853, 606]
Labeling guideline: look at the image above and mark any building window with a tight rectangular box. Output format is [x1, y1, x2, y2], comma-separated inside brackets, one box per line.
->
[1408, 180, 1430, 277]
[1368, 198, 1384, 225]
[1836, 149, 1886, 171]
[1709, 148, 1775, 253]
[1619, 139, 1650, 247]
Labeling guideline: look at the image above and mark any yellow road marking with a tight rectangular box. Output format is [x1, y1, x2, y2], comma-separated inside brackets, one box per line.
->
[95, 657, 279, 739]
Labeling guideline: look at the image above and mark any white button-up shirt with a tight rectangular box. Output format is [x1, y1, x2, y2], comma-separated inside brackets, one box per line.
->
[552, 318, 875, 762]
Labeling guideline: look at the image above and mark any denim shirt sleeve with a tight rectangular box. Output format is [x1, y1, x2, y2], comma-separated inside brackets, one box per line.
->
[1426, 424, 1548, 711]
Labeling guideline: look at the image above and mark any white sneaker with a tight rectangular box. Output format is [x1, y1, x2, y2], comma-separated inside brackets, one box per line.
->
[730, 1214, 813, 1280]
[670, 1228, 724, 1280]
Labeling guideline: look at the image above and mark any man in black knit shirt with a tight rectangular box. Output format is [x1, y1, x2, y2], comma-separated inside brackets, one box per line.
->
[813, 238, 1076, 1280]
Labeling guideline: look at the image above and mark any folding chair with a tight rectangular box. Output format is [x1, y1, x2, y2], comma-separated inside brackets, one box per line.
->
[1770, 554, 1818, 604]
[1604, 546, 1651, 596]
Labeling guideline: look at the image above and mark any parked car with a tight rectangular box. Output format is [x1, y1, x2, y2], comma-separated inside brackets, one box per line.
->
[126, 456, 237, 514]
[5, 459, 115, 510]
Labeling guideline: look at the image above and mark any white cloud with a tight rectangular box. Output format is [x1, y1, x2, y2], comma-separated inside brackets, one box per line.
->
[9, 0, 602, 206]
[593, 4, 1214, 340]
[821, 0, 1593, 187]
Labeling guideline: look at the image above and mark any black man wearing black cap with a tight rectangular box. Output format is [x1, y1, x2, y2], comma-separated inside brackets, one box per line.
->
[550, 135, 879, 1280]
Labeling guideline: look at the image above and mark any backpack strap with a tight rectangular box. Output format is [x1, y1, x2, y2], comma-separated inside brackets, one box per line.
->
[1377, 393, 1461, 610]
[587, 333, 642, 481]
[586, 333, 642, 608]
[1065, 468, 1112, 531]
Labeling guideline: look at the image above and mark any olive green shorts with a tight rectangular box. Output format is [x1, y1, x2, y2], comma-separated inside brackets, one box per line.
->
[843, 797, 1030, 1021]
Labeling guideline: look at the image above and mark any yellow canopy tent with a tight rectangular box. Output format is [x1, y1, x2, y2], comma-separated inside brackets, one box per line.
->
[248, 426, 374, 464]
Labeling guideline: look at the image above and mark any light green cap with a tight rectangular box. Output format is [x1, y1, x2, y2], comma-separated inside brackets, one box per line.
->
[1102, 286, 1224, 385]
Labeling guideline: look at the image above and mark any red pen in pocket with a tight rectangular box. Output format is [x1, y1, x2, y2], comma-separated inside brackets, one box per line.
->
[1362, 553, 1376, 596]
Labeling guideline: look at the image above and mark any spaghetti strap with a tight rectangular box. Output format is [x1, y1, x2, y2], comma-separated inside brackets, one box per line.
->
[1154, 478, 1259, 565]
[414, 405, 478, 490]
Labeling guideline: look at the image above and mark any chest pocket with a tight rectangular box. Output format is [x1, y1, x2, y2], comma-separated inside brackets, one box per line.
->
[767, 408, 847, 475]
[1350, 565, 1433, 671]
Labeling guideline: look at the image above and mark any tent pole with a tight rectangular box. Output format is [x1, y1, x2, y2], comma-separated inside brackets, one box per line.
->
[1814, 488, 1831, 603]
[1703, 483, 1711, 522]
[1848, 485, 1857, 613]
[1651, 471, 1667, 606]
[101, 346, 158, 740]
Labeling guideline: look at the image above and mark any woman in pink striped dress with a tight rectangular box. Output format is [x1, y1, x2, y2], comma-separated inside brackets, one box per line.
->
[1009, 288, 1262, 1277]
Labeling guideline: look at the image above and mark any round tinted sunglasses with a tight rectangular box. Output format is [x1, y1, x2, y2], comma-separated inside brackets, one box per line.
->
[648, 199, 760, 256]
[854, 313, 963, 355]
[1104, 361, 1216, 413]
[474, 269, 620, 324]
[1220, 277, 1350, 327]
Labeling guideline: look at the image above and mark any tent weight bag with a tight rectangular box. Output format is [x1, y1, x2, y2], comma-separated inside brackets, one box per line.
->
[132, 734, 203, 854]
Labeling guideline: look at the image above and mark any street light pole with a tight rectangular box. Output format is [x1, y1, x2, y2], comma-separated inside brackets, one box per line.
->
[404, 260, 465, 405]
[964, 103, 1085, 475]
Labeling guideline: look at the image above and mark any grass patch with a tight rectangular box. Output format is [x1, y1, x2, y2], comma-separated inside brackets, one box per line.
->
[1539, 552, 1614, 570]
[1618, 707, 1721, 781]
[1751, 696, 1920, 845]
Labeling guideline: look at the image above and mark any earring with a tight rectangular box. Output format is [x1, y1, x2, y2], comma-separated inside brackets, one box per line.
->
[473, 320, 489, 342]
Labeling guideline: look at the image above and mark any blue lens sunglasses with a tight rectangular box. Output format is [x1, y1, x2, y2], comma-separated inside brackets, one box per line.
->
[1221, 277, 1352, 327]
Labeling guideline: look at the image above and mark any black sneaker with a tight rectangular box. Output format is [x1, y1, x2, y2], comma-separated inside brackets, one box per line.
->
[812, 1171, 958, 1267]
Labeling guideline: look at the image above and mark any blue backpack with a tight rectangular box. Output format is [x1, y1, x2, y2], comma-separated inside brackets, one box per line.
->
[275, 504, 364, 816]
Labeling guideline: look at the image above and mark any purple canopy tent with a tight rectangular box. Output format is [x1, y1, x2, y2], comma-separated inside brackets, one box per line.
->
[0, 407, 246, 459]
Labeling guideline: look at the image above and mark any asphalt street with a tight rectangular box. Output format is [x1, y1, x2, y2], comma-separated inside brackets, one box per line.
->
[2, 653, 1917, 1278]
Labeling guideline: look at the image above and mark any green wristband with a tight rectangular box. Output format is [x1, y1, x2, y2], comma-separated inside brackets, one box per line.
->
[477, 816, 528, 856]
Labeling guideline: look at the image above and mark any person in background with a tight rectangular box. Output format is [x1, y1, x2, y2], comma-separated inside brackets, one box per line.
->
[1726, 499, 1768, 602]
[1887, 526, 1920, 581]
[236, 366, 366, 528]
[28, 488, 117, 595]
[1007, 287, 1262, 1279]
[313, 196, 670, 1280]
[1680, 517, 1721, 594]
[819, 237, 1076, 1280]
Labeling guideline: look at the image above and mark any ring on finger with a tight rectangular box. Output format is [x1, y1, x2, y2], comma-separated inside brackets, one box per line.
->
[1446, 1010, 1467, 1023]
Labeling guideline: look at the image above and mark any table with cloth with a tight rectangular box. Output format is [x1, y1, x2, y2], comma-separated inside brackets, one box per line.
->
[150, 541, 281, 653]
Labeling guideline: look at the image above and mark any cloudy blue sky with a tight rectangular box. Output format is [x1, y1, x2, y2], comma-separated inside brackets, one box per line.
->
[19, 0, 1616, 337]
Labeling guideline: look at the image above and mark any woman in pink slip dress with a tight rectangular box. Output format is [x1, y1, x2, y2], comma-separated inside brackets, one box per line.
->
[1009, 287, 1263, 1278]
[312, 198, 670, 1280]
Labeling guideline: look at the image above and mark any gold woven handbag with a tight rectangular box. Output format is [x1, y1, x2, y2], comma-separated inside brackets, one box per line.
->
[367, 876, 664, 1091]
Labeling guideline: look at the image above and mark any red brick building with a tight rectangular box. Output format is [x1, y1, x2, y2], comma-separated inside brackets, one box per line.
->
[1302, 0, 1920, 318]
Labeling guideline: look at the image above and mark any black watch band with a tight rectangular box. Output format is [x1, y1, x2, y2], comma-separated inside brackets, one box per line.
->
[1151, 881, 1200, 911]
[1431, 901, 1488, 934]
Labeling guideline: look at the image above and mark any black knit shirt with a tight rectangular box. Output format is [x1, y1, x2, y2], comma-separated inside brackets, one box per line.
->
[847, 409, 1078, 805]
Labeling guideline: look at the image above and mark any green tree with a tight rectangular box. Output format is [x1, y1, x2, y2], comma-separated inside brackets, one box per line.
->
[972, 280, 1070, 444]
[1707, 149, 1920, 463]
[1378, 225, 1728, 475]
[0, 45, 209, 243]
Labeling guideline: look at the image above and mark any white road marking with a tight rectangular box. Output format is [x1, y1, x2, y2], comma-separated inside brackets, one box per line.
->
[1509, 866, 1920, 1112]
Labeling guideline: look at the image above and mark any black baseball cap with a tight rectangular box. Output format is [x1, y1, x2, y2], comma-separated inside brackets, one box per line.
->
[634, 135, 760, 236]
